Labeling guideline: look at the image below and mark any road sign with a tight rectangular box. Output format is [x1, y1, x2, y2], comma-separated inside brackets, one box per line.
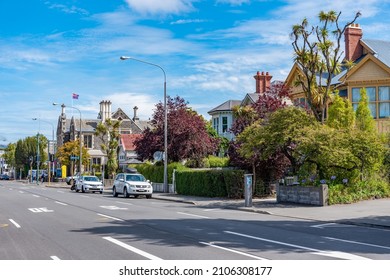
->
[70, 156, 80, 160]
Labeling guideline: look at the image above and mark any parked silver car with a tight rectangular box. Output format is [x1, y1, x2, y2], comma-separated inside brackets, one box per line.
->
[112, 173, 153, 198]
[75, 175, 104, 194]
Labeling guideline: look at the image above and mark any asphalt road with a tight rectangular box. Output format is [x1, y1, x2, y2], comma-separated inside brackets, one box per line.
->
[1, 180, 390, 260]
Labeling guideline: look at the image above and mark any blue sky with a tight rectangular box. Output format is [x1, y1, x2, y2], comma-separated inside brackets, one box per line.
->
[1, 0, 390, 144]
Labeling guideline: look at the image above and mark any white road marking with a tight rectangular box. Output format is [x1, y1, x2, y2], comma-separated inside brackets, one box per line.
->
[100, 206, 128, 210]
[200, 242, 267, 260]
[57, 190, 64, 193]
[9, 219, 21, 228]
[177, 212, 210, 219]
[55, 201, 68, 206]
[103, 237, 162, 260]
[28, 207, 54, 213]
[19, 191, 24, 194]
[116, 201, 134, 206]
[97, 213, 124, 222]
[324, 236, 390, 250]
[33, 195, 40, 198]
[50, 256, 61, 260]
[225, 231, 370, 260]
[311, 223, 354, 229]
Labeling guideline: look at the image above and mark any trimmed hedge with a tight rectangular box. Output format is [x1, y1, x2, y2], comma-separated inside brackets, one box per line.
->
[175, 169, 245, 198]
[130, 162, 188, 183]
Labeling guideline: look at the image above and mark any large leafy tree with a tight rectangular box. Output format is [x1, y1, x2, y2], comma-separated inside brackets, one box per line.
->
[14, 135, 48, 177]
[135, 96, 218, 165]
[228, 83, 291, 190]
[56, 139, 90, 175]
[95, 118, 121, 178]
[291, 10, 361, 123]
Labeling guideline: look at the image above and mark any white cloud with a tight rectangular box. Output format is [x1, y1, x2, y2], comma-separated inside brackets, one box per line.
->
[170, 19, 207, 25]
[215, 0, 250, 6]
[125, 0, 195, 15]
[46, 2, 89, 15]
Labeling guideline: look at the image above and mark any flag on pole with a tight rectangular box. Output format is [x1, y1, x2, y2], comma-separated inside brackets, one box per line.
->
[72, 93, 79, 99]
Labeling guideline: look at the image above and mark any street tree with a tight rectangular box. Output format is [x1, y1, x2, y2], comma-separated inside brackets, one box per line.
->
[291, 10, 361, 123]
[14, 135, 48, 177]
[228, 83, 291, 191]
[95, 118, 122, 178]
[135, 96, 218, 165]
[56, 139, 90, 175]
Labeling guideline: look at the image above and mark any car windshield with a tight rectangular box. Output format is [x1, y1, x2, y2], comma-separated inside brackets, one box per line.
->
[83, 176, 99, 182]
[125, 174, 145, 182]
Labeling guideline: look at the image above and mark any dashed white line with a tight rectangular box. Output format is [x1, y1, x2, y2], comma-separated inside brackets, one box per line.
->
[33, 195, 40, 198]
[50, 256, 61, 260]
[200, 242, 267, 260]
[225, 230, 370, 260]
[177, 212, 210, 219]
[324, 236, 390, 250]
[103, 237, 162, 260]
[55, 201, 68, 206]
[97, 213, 124, 222]
[9, 219, 21, 228]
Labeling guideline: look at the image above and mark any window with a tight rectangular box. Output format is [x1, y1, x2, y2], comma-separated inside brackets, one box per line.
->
[351, 87, 377, 118]
[293, 97, 306, 108]
[379, 87, 390, 118]
[222, 116, 228, 133]
[83, 135, 93, 148]
[92, 157, 101, 165]
[213, 118, 219, 133]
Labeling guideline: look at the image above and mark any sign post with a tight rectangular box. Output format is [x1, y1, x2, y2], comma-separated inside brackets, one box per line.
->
[244, 174, 253, 207]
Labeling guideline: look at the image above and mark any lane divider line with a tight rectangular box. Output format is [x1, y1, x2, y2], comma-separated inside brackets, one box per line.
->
[225, 230, 371, 260]
[199, 242, 268, 260]
[97, 213, 124, 222]
[103, 236, 162, 260]
[9, 219, 21, 228]
[51, 256, 61, 260]
[55, 201, 68, 206]
[324, 236, 390, 250]
[177, 212, 210, 219]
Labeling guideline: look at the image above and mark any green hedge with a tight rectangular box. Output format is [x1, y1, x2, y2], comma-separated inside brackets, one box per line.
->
[175, 169, 245, 198]
[130, 162, 188, 183]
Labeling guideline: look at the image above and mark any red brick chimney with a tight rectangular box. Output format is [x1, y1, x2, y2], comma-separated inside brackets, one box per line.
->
[344, 23, 363, 62]
[254, 71, 272, 93]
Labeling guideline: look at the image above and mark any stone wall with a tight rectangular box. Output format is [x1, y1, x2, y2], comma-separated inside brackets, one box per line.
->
[276, 184, 328, 206]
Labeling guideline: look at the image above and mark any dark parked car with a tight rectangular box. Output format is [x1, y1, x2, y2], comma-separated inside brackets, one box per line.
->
[0, 174, 10, 180]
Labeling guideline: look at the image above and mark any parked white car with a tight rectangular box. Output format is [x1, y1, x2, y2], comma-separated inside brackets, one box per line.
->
[75, 175, 104, 194]
[112, 173, 153, 198]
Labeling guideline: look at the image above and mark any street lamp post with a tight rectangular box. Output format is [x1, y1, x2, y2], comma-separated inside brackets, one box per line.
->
[120, 56, 168, 193]
[33, 118, 55, 185]
[53, 103, 82, 178]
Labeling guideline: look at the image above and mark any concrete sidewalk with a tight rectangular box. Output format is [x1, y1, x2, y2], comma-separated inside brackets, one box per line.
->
[37, 181, 390, 229]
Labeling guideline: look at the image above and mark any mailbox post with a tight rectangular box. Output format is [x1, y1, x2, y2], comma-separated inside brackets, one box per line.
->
[244, 174, 253, 207]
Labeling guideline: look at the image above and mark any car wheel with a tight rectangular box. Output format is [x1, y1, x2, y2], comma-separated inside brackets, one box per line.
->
[100, 191, 103, 194]
[113, 187, 118, 197]
[123, 187, 129, 198]
[146, 194, 152, 199]
[82, 186, 85, 193]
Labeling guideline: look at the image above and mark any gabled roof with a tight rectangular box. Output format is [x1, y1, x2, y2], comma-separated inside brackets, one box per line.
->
[120, 134, 142, 151]
[208, 100, 241, 114]
[112, 108, 131, 120]
[361, 39, 390, 68]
